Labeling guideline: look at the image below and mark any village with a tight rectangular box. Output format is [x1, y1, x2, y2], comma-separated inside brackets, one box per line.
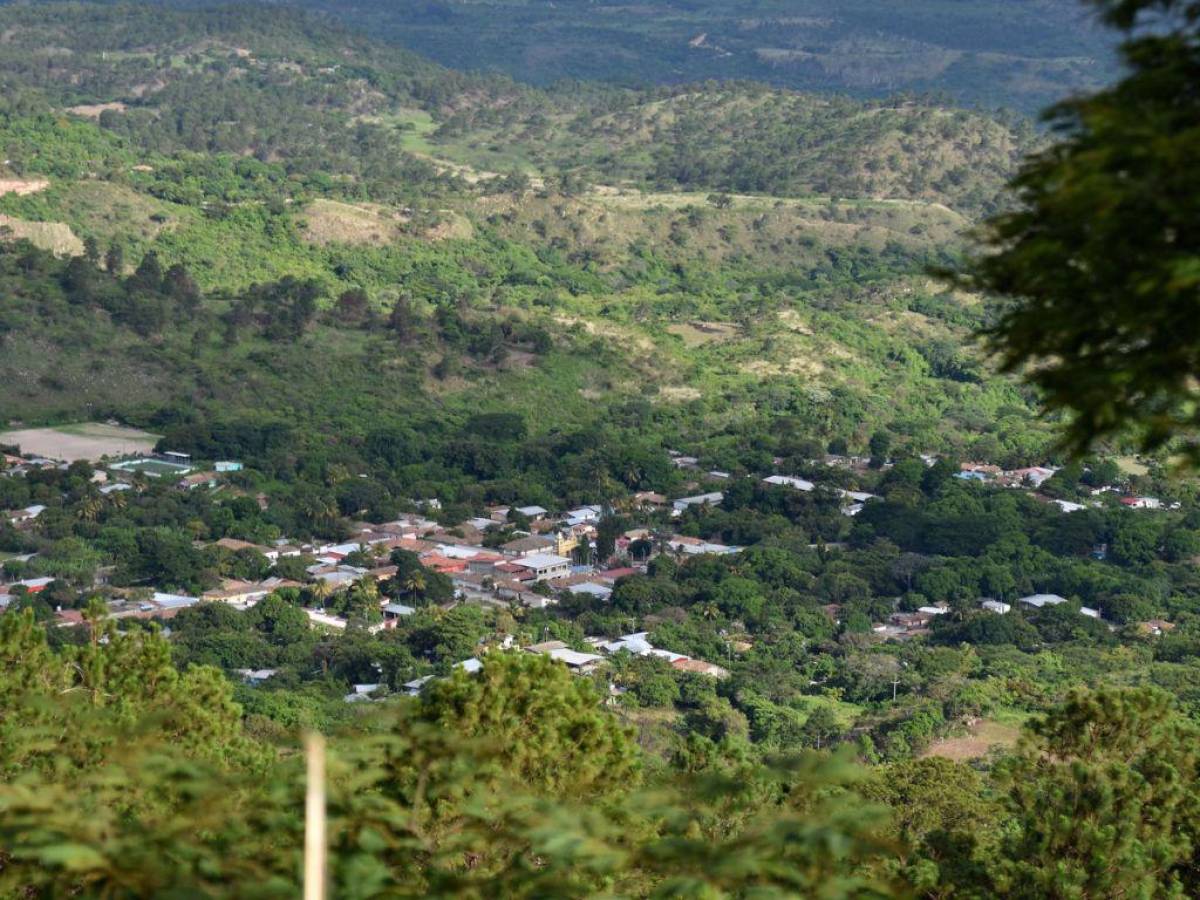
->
[0, 439, 1181, 699]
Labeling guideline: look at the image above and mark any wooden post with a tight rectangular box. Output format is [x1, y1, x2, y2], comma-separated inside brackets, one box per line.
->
[304, 732, 326, 900]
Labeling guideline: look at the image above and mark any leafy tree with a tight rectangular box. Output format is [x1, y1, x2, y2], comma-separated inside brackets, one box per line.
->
[960, 0, 1200, 457]
[1111, 514, 1162, 566]
[801, 704, 842, 749]
[417, 651, 639, 796]
[987, 687, 1200, 898]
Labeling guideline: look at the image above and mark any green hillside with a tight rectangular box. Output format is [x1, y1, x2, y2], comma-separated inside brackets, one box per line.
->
[0, 2, 1051, 467]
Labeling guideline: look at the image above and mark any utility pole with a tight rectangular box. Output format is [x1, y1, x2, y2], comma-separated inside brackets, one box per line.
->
[891, 677, 901, 701]
[304, 733, 326, 900]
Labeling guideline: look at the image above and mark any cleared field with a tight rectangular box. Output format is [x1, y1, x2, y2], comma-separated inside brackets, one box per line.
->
[922, 718, 1021, 762]
[0, 178, 49, 197]
[0, 422, 160, 462]
[0, 214, 83, 256]
[299, 199, 405, 246]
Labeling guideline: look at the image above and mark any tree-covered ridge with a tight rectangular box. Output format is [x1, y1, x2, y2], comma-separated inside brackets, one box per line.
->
[0, 5, 1056, 470]
[0, 4, 1041, 215]
[0, 211, 1048, 481]
[201, 0, 1116, 112]
[436, 84, 1041, 215]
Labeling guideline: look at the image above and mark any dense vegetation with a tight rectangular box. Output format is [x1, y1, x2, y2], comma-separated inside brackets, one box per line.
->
[5, 614, 1200, 897]
[961, 0, 1200, 463]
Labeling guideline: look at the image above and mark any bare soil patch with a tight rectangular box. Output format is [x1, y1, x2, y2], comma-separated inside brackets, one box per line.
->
[299, 199, 405, 246]
[657, 385, 703, 402]
[0, 423, 160, 462]
[666, 321, 739, 346]
[0, 178, 48, 197]
[65, 101, 127, 119]
[0, 216, 82, 256]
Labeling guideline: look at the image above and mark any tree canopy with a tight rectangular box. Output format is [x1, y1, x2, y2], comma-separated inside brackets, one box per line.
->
[963, 0, 1200, 458]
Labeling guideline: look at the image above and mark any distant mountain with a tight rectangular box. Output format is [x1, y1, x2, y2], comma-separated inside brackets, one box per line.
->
[253, 0, 1118, 112]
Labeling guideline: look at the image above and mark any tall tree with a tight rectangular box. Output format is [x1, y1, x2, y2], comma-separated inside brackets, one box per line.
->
[989, 687, 1200, 897]
[417, 651, 639, 796]
[960, 0, 1200, 459]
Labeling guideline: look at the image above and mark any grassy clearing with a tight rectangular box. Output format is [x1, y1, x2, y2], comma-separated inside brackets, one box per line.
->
[388, 108, 438, 155]
[921, 714, 1026, 761]
[298, 198, 405, 246]
[665, 321, 739, 347]
[1116, 456, 1150, 476]
[0, 215, 82, 256]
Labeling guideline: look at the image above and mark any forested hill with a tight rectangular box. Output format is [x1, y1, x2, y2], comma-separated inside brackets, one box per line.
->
[0, 2, 1052, 467]
[196, 0, 1117, 112]
[0, 3, 1039, 215]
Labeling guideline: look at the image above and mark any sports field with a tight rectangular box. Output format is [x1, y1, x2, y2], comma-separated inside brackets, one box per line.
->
[0, 422, 160, 462]
[109, 457, 192, 477]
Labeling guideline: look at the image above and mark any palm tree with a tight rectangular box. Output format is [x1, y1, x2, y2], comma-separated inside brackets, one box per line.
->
[309, 578, 333, 608]
[77, 495, 103, 522]
[622, 460, 645, 488]
[358, 576, 380, 606]
[402, 570, 426, 603]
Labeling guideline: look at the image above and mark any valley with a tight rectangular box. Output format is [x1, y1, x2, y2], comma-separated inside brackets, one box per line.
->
[1, 2, 1199, 897]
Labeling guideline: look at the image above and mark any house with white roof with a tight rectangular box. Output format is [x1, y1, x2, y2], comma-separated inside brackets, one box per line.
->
[672, 492, 723, 514]
[526, 640, 605, 672]
[152, 591, 200, 611]
[9, 504, 45, 525]
[567, 582, 613, 600]
[763, 475, 815, 492]
[1019, 593, 1068, 609]
[509, 553, 572, 582]
[403, 675, 433, 695]
[665, 536, 741, 556]
[343, 683, 384, 703]
[1121, 496, 1164, 510]
[548, 647, 604, 670]
[596, 631, 654, 655]
[564, 505, 603, 524]
[1008, 466, 1057, 487]
[305, 609, 348, 630]
[839, 489, 877, 503]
